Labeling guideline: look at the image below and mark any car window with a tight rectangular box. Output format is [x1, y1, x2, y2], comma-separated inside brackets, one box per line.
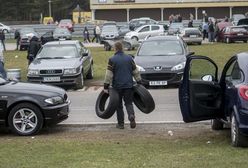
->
[138, 40, 183, 56]
[37, 45, 78, 59]
[139, 26, 150, 33]
[225, 61, 243, 84]
[151, 26, 159, 31]
[189, 59, 216, 81]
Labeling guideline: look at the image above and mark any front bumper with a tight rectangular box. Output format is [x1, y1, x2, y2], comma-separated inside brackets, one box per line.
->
[27, 74, 80, 87]
[140, 70, 183, 86]
[42, 100, 70, 125]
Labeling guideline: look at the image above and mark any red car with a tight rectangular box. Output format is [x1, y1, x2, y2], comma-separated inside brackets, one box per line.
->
[58, 19, 74, 32]
[217, 26, 248, 43]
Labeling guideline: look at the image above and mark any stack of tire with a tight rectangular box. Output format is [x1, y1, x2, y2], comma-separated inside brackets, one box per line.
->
[95, 84, 155, 119]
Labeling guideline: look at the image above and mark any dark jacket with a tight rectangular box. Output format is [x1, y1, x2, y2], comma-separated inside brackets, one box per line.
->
[107, 51, 137, 89]
[27, 36, 41, 60]
[0, 31, 5, 41]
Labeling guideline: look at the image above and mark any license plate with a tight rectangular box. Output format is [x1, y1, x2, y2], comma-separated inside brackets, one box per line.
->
[237, 33, 243, 36]
[149, 81, 168, 86]
[190, 35, 197, 37]
[43, 76, 60, 82]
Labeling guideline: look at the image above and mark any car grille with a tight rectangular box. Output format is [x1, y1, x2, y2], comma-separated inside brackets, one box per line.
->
[40, 69, 63, 75]
[141, 73, 176, 81]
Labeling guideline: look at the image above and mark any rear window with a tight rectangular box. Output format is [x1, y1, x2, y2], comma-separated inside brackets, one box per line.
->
[185, 29, 201, 35]
[138, 40, 183, 56]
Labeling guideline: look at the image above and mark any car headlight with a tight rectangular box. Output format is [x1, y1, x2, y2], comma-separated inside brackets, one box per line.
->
[64, 68, 77, 75]
[136, 65, 146, 72]
[28, 69, 39, 76]
[171, 62, 186, 71]
[45, 96, 64, 105]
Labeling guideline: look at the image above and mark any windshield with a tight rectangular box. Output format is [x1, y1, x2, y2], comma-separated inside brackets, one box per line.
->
[138, 40, 183, 56]
[37, 45, 78, 59]
[102, 26, 118, 33]
[54, 28, 70, 34]
[20, 29, 36, 35]
[170, 23, 184, 29]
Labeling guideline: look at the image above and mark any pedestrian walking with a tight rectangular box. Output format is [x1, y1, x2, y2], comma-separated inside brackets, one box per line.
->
[83, 27, 90, 43]
[92, 25, 101, 43]
[202, 22, 209, 40]
[188, 20, 193, 27]
[103, 41, 142, 129]
[14, 29, 20, 50]
[0, 30, 6, 51]
[27, 35, 41, 65]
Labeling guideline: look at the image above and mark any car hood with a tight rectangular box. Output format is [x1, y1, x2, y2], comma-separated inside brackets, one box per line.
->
[29, 58, 80, 69]
[135, 55, 186, 68]
[53, 33, 71, 36]
[2, 81, 65, 97]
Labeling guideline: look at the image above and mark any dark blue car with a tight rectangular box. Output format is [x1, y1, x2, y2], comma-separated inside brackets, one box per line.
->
[179, 52, 248, 147]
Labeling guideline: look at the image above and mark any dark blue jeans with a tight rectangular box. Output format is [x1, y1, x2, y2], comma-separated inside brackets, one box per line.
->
[116, 88, 135, 125]
[0, 62, 6, 79]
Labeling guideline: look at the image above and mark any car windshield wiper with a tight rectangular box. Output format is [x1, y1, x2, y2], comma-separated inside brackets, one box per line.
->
[53, 57, 66, 59]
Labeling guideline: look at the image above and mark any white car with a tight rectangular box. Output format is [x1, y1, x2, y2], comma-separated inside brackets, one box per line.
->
[124, 24, 164, 42]
[0, 23, 11, 33]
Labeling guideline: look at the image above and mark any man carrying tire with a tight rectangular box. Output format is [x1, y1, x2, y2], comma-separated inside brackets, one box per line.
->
[104, 41, 142, 129]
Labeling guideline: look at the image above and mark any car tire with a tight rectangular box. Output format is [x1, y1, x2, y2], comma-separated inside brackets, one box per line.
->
[243, 40, 247, 43]
[198, 42, 202, 45]
[8, 103, 43, 136]
[75, 72, 84, 90]
[231, 113, 248, 147]
[3, 29, 8, 34]
[104, 43, 111, 51]
[133, 84, 155, 114]
[95, 88, 119, 119]
[226, 37, 230, 44]
[211, 119, 224, 130]
[131, 36, 138, 41]
[86, 63, 93, 79]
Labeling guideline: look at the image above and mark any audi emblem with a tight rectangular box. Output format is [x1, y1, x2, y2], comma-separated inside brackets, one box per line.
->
[154, 66, 162, 71]
[46, 70, 55, 74]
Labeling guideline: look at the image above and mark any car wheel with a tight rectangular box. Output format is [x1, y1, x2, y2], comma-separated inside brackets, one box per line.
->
[133, 84, 155, 114]
[19, 45, 23, 51]
[231, 113, 248, 147]
[198, 42, 202, 45]
[3, 29, 8, 34]
[75, 72, 84, 89]
[226, 37, 230, 44]
[211, 119, 224, 130]
[95, 88, 119, 119]
[243, 40, 247, 43]
[86, 63, 93, 79]
[104, 43, 111, 51]
[8, 103, 43, 136]
[131, 36, 138, 41]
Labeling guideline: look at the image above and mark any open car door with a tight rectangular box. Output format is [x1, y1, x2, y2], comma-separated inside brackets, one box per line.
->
[179, 55, 223, 122]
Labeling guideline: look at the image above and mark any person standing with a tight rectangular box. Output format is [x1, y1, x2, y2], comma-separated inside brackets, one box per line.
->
[0, 42, 6, 78]
[104, 41, 142, 129]
[91, 26, 97, 43]
[83, 27, 90, 43]
[208, 20, 215, 43]
[27, 35, 41, 65]
[202, 22, 209, 40]
[14, 29, 20, 50]
[95, 24, 101, 43]
[0, 30, 6, 51]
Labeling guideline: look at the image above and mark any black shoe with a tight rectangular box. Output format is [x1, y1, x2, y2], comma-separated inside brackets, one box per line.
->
[129, 116, 136, 129]
[116, 123, 124, 129]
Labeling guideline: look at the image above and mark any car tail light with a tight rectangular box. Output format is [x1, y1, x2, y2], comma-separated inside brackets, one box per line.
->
[239, 85, 248, 101]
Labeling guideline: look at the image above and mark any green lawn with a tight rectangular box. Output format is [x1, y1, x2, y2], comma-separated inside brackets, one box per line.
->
[3, 42, 248, 83]
[0, 125, 247, 168]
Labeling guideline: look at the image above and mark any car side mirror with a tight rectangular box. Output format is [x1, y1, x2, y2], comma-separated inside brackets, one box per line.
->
[202, 75, 214, 81]
[186, 51, 195, 58]
[82, 52, 88, 57]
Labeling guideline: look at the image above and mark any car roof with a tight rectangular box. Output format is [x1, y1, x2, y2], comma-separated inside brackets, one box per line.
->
[44, 40, 79, 46]
[144, 35, 182, 42]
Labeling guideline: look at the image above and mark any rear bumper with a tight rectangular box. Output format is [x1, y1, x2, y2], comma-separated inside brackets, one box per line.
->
[183, 37, 202, 44]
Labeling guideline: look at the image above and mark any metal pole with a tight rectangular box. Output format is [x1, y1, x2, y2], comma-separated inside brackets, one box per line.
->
[48, 0, 52, 17]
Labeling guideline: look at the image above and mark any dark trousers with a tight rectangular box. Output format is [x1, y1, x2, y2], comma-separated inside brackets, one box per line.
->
[203, 30, 208, 40]
[1, 40, 5, 51]
[116, 88, 135, 124]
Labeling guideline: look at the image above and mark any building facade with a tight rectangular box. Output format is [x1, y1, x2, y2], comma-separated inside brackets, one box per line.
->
[90, 0, 248, 22]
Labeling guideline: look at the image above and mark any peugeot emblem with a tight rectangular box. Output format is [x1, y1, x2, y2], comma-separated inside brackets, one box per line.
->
[154, 66, 162, 71]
